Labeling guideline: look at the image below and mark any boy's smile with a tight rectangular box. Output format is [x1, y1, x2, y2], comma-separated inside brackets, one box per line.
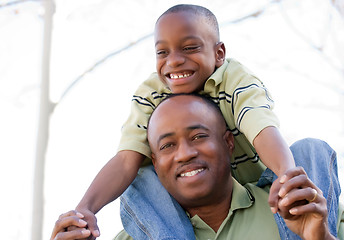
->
[154, 11, 225, 93]
[166, 71, 194, 81]
[169, 71, 193, 80]
[165, 71, 195, 89]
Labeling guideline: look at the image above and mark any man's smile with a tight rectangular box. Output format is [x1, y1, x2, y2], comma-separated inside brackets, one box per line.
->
[180, 168, 205, 177]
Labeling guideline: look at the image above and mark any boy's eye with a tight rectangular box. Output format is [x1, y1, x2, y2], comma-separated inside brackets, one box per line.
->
[183, 46, 200, 52]
[156, 50, 167, 56]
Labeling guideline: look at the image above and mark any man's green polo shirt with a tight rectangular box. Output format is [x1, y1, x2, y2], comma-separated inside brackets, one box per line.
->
[114, 178, 280, 240]
[189, 178, 280, 240]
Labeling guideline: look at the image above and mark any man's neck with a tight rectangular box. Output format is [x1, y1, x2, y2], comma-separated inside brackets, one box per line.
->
[186, 188, 233, 232]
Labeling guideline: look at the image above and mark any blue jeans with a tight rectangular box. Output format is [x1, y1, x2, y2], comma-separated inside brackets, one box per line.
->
[120, 138, 341, 239]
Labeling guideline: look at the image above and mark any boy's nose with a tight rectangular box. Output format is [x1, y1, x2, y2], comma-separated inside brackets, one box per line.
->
[174, 140, 198, 162]
[166, 52, 185, 68]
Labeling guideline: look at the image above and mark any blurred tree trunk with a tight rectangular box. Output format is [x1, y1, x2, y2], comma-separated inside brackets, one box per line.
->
[31, 1, 55, 240]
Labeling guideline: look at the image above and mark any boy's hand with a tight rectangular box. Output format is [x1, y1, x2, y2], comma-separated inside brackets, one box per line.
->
[50, 210, 91, 240]
[74, 207, 100, 240]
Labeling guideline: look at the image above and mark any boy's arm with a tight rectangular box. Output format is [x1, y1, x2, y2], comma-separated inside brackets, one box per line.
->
[253, 126, 295, 213]
[253, 126, 295, 177]
[75, 150, 145, 239]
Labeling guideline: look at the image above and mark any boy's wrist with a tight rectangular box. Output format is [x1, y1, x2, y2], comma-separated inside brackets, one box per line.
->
[277, 163, 296, 177]
[76, 200, 96, 214]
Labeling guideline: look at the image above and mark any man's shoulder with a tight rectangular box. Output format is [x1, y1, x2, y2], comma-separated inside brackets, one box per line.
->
[244, 182, 270, 196]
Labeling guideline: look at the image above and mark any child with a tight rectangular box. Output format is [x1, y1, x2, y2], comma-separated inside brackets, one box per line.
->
[76, 4, 298, 239]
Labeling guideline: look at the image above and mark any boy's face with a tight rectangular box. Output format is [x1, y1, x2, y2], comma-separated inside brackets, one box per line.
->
[154, 12, 225, 93]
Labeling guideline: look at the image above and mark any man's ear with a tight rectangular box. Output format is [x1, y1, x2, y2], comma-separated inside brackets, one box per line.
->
[223, 129, 235, 153]
[215, 42, 226, 68]
[151, 153, 156, 167]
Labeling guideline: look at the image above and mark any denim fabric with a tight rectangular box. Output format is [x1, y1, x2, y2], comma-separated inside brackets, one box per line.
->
[120, 165, 195, 240]
[120, 138, 341, 239]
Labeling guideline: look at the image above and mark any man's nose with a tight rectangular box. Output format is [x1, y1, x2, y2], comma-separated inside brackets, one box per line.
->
[174, 139, 198, 162]
[166, 51, 185, 68]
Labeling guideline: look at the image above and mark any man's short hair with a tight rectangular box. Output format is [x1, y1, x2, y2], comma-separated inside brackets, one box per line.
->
[147, 93, 225, 132]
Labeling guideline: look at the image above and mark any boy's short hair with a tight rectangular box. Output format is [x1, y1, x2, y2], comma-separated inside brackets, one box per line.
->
[156, 4, 220, 41]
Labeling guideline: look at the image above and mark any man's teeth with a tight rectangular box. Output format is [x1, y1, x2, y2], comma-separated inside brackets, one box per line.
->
[180, 168, 204, 177]
[170, 73, 192, 79]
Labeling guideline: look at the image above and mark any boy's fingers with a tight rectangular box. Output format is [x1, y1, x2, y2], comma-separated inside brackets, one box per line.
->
[58, 210, 84, 220]
[51, 212, 87, 240]
[278, 167, 310, 198]
[85, 218, 100, 238]
[56, 216, 87, 229]
[279, 167, 306, 184]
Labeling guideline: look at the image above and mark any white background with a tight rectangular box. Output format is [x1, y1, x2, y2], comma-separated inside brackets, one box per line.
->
[1, 0, 343, 239]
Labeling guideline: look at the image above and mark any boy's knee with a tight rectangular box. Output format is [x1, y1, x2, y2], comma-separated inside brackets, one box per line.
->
[138, 164, 156, 178]
[291, 138, 335, 159]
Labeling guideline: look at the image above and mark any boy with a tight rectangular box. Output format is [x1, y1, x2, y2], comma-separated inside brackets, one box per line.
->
[75, 4, 334, 239]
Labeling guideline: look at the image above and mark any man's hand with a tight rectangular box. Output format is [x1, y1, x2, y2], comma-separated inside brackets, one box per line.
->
[268, 176, 283, 214]
[277, 167, 336, 240]
[50, 210, 91, 240]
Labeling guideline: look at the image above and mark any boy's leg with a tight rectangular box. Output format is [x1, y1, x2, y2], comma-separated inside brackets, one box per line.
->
[120, 165, 195, 240]
[259, 138, 341, 239]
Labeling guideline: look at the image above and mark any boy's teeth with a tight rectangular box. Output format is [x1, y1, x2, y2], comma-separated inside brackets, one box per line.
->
[180, 168, 204, 177]
[170, 73, 192, 79]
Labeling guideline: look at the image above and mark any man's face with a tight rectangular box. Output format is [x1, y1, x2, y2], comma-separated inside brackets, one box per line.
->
[148, 95, 234, 209]
[154, 12, 225, 93]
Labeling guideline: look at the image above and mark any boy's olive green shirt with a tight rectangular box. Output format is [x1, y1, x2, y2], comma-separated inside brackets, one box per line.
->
[118, 59, 279, 184]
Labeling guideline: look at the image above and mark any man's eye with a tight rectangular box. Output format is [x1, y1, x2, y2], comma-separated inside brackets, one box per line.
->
[160, 143, 174, 150]
[192, 134, 208, 141]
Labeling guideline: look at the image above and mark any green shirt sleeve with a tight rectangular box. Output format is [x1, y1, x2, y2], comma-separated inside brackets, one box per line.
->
[117, 73, 170, 164]
[225, 59, 280, 145]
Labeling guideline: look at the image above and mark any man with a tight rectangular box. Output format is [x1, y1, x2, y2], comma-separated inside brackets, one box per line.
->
[51, 94, 343, 240]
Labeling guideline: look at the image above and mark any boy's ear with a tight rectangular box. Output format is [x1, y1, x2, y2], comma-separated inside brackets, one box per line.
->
[215, 42, 226, 67]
